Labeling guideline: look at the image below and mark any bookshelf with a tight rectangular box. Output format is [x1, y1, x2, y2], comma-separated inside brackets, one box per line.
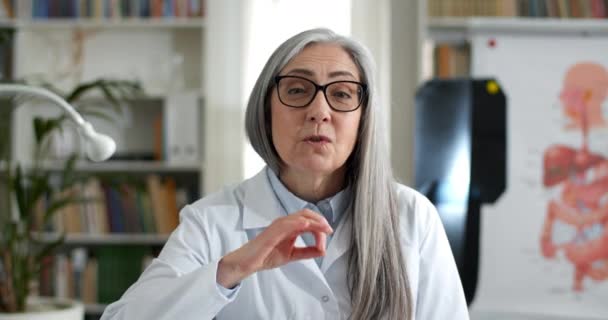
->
[0, 1, 209, 318]
[424, 0, 608, 78]
[425, 16, 608, 79]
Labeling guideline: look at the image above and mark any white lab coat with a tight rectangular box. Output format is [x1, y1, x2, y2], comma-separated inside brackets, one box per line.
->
[101, 168, 469, 320]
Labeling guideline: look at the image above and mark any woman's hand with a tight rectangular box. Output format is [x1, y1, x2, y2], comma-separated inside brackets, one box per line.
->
[217, 209, 333, 288]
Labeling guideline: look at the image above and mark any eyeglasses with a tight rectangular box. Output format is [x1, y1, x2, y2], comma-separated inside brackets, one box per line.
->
[274, 75, 367, 112]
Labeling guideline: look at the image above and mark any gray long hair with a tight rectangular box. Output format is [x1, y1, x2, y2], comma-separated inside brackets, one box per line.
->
[245, 28, 412, 320]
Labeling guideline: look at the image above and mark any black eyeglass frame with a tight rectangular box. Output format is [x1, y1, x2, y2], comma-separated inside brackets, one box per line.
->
[273, 75, 368, 112]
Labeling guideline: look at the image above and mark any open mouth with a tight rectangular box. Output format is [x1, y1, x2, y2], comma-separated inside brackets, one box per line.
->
[305, 135, 331, 143]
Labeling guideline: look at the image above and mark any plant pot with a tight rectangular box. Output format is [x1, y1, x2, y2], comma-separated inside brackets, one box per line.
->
[0, 296, 84, 320]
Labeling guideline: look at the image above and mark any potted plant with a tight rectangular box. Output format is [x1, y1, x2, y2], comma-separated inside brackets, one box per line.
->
[0, 79, 142, 319]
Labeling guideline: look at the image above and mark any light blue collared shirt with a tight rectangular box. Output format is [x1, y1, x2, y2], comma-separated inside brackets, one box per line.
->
[266, 167, 350, 246]
[217, 168, 351, 297]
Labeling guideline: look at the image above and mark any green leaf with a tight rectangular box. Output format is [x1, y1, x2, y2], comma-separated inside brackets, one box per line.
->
[78, 108, 114, 122]
[0, 101, 13, 160]
[60, 154, 78, 189]
[22, 172, 50, 218]
[65, 80, 101, 103]
[11, 165, 26, 220]
[63, 175, 93, 191]
[42, 195, 92, 227]
[34, 233, 65, 262]
[33, 116, 65, 145]
[63, 79, 145, 119]
[32, 117, 45, 144]
[2, 221, 16, 248]
[111, 80, 144, 99]
[99, 82, 121, 110]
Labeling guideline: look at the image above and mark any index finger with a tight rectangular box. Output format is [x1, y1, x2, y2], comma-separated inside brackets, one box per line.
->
[296, 209, 333, 233]
[260, 216, 331, 247]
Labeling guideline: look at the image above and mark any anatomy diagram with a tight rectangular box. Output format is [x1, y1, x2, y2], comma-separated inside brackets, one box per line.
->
[540, 62, 608, 292]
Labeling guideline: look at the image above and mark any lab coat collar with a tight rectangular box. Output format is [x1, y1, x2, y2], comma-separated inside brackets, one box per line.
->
[321, 211, 351, 273]
[242, 168, 284, 230]
[241, 167, 351, 275]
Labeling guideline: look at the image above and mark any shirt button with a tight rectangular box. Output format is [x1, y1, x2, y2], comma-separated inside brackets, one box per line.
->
[321, 295, 330, 303]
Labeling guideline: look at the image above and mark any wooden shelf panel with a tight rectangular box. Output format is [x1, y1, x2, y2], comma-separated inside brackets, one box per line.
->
[428, 17, 608, 43]
[15, 18, 206, 30]
[36, 233, 169, 245]
[39, 160, 201, 173]
[85, 303, 107, 314]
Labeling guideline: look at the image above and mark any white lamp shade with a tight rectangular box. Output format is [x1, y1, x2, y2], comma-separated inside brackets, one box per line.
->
[79, 122, 116, 162]
[0, 84, 117, 162]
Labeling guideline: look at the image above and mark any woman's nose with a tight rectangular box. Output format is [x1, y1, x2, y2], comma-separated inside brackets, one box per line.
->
[306, 90, 331, 123]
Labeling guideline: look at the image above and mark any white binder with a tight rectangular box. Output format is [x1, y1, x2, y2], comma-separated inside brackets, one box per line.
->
[164, 92, 201, 165]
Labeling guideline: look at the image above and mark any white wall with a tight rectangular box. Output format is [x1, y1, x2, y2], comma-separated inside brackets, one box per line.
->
[204, 0, 247, 194]
[388, 0, 425, 186]
[205, 0, 426, 192]
[241, 0, 352, 180]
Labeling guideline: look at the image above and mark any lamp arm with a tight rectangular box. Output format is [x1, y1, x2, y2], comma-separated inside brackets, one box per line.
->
[0, 84, 116, 162]
[0, 84, 86, 126]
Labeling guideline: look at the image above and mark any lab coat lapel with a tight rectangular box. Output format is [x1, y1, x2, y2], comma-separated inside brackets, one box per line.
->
[321, 213, 351, 273]
[241, 168, 330, 287]
[241, 169, 283, 229]
[287, 236, 330, 289]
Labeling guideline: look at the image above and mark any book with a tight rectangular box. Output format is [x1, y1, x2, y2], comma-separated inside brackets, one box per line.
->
[147, 174, 169, 234]
[97, 246, 148, 304]
[104, 184, 125, 233]
[137, 189, 157, 233]
[434, 43, 471, 78]
[82, 257, 98, 304]
[120, 183, 142, 233]
[164, 177, 180, 232]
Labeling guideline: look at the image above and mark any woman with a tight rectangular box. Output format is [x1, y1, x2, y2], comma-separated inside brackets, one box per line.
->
[101, 28, 468, 320]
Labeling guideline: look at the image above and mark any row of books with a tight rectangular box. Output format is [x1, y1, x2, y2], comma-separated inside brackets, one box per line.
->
[433, 43, 471, 78]
[38, 246, 154, 305]
[27, 0, 205, 19]
[0, 0, 13, 19]
[428, 0, 608, 18]
[34, 175, 193, 235]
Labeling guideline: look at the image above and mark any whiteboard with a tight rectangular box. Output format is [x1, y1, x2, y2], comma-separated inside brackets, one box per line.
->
[468, 35, 608, 320]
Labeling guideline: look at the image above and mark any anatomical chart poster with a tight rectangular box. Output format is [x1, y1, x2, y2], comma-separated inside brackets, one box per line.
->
[467, 35, 608, 319]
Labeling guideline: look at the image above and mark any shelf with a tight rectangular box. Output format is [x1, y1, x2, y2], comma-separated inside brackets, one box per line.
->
[85, 303, 107, 314]
[40, 160, 201, 172]
[428, 17, 608, 43]
[70, 94, 205, 106]
[0, 18, 13, 28]
[35, 233, 169, 245]
[15, 18, 206, 30]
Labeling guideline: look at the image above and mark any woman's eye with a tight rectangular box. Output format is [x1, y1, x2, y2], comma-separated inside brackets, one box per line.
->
[287, 87, 307, 95]
[333, 91, 352, 99]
